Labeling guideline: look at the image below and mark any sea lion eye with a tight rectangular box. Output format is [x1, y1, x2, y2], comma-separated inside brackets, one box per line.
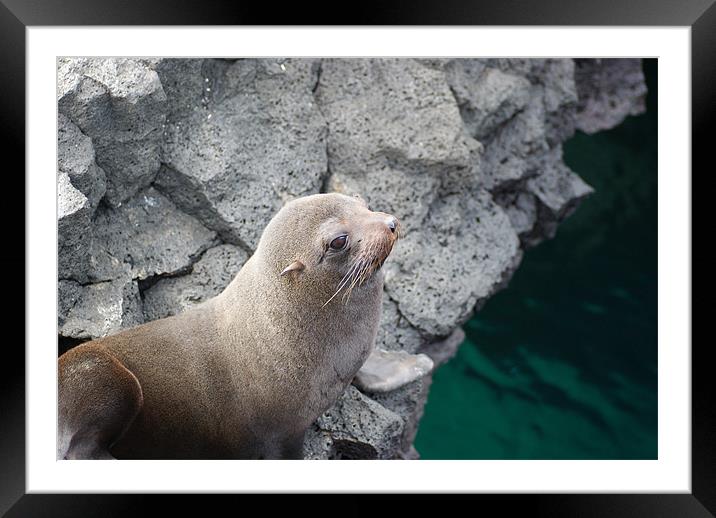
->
[330, 235, 348, 250]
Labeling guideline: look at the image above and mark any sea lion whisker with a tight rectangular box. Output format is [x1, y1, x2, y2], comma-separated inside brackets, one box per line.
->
[335, 264, 357, 291]
[322, 258, 363, 308]
[357, 242, 379, 286]
[322, 278, 352, 308]
[342, 256, 370, 304]
[340, 258, 365, 291]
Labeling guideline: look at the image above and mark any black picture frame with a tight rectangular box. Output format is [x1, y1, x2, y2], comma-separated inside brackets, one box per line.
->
[2, 1, 709, 515]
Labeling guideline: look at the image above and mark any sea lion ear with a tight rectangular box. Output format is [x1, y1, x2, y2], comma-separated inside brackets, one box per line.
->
[280, 260, 305, 277]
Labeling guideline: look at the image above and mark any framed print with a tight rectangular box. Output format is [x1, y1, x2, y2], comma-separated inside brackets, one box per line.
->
[3, 0, 709, 515]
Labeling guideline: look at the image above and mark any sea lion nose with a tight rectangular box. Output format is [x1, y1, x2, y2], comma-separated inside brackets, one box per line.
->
[386, 217, 397, 233]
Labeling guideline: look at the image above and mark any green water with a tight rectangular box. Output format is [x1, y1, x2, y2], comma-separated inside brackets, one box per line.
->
[414, 60, 657, 459]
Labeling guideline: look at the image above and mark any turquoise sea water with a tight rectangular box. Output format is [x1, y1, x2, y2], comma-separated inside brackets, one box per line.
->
[414, 60, 657, 459]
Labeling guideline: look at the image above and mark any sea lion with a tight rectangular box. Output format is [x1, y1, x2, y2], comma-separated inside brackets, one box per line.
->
[58, 193, 401, 459]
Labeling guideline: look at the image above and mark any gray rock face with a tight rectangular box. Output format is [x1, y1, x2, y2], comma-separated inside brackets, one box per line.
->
[384, 189, 521, 337]
[142, 244, 248, 321]
[522, 146, 594, 246]
[447, 61, 532, 142]
[56, 57, 647, 459]
[57, 182, 218, 338]
[58, 58, 167, 206]
[303, 386, 404, 459]
[58, 114, 107, 210]
[155, 58, 327, 250]
[374, 297, 427, 354]
[58, 277, 143, 340]
[57, 173, 93, 283]
[316, 58, 481, 236]
[574, 58, 647, 134]
[57, 114, 107, 282]
[370, 378, 430, 458]
[91, 187, 217, 282]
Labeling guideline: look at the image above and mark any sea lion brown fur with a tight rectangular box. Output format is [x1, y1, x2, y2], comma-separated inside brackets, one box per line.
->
[58, 193, 400, 459]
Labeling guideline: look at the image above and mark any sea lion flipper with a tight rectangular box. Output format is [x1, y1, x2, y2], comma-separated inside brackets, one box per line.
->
[352, 349, 434, 393]
[58, 343, 143, 460]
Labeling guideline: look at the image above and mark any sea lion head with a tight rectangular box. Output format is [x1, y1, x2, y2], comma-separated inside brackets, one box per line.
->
[257, 193, 401, 306]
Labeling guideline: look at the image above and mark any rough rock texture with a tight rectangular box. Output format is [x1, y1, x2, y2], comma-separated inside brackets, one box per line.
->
[58, 114, 107, 210]
[58, 277, 143, 340]
[574, 58, 647, 134]
[58, 58, 167, 207]
[57, 173, 93, 283]
[142, 244, 248, 321]
[91, 187, 217, 282]
[154, 58, 327, 250]
[317, 59, 481, 237]
[56, 57, 647, 459]
[384, 190, 522, 337]
[57, 114, 107, 283]
[303, 386, 405, 459]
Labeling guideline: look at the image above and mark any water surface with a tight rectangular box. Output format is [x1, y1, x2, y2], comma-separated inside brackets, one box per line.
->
[415, 60, 657, 459]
